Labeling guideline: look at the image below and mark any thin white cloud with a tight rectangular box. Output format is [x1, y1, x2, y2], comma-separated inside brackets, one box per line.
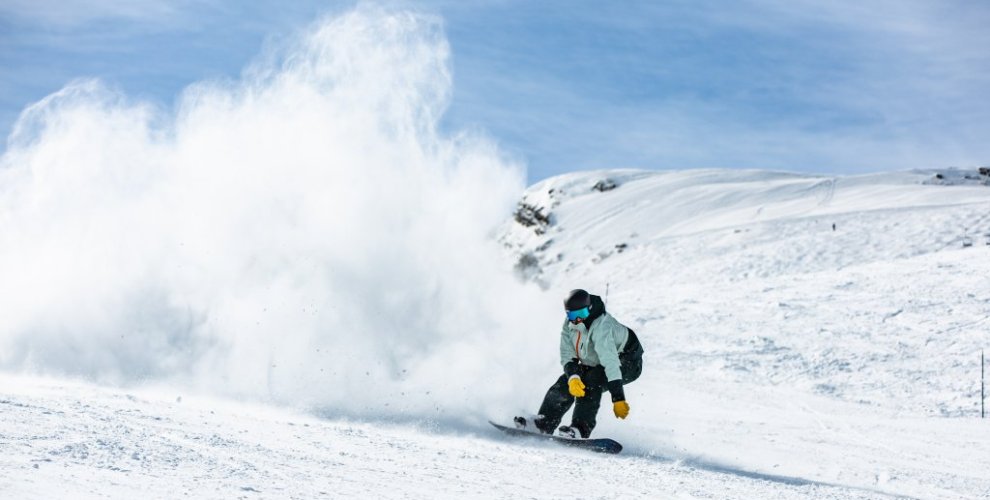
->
[0, 0, 210, 28]
[2, 0, 988, 178]
[443, 0, 990, 177]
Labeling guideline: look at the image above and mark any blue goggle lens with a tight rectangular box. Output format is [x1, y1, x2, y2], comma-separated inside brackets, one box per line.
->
[566, 307, 590, 321]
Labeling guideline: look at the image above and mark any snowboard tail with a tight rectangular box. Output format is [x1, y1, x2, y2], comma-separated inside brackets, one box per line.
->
[488, 420, 623, 454]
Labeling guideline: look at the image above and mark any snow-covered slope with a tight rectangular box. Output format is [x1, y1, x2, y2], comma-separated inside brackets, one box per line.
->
[502, 168, 990, 284]
[497, 167, 990, 498]
[2, 374, 891, 500]
[4, 166, 990, 499]
[502, 168, 990, 418]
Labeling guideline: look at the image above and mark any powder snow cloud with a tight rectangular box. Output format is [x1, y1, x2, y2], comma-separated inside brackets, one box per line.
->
[0, 6, 558, 424]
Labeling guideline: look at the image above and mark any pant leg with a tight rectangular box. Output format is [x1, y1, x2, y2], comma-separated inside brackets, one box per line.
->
[570, 366, 607, 437]
[572, 357, 643, 437]
[535, 374, 573, 433]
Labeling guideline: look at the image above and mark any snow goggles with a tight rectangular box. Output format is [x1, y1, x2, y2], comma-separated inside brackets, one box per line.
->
[566, 307, 590, 322]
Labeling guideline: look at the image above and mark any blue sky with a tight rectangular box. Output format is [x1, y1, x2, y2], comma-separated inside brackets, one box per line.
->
[2, 0, 988, 182]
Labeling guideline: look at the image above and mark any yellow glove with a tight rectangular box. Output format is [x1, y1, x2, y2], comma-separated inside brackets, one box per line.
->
[567, 376, 586, 397]
[613, 400, 630, 419]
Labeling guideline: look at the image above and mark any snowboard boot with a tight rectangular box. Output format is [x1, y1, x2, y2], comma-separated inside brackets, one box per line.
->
[515, 416, 554, 435]
[558, 421, 591, 439]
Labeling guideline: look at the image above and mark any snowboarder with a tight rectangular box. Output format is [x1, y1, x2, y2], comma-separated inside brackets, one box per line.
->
[517, 289, 644, 438]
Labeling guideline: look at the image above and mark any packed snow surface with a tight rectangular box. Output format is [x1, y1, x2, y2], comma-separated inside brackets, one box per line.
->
[1, 375, 900, 500]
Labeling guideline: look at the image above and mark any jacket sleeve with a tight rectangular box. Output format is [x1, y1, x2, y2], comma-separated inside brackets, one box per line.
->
[559, 323, 580, 377]
[593, 319, 624, 382]
[592, 318, 627, 401]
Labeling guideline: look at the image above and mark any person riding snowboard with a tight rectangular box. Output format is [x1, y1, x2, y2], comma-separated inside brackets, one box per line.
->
[516, 289, 644, 438]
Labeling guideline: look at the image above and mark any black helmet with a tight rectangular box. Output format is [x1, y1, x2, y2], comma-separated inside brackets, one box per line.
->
[564, 289, 591, 311]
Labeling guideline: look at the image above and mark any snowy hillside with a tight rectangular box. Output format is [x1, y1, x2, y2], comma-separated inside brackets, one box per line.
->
[2, 374, 895, 499]
[496, 167, 990, 498]
[4, 166, 990, 499]
[502, 167, 990, 418]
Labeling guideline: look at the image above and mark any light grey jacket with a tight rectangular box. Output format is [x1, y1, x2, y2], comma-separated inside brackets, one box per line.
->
[559, 312, 630, 382]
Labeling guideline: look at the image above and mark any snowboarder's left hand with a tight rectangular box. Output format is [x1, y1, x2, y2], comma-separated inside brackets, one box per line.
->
[613, 400, 629, 419]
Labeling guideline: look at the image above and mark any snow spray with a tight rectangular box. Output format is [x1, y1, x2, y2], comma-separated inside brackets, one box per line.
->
[0, 6, 558, 423]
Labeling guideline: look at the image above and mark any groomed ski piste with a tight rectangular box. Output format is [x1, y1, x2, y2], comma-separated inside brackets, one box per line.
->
[3, 167, 990, 499]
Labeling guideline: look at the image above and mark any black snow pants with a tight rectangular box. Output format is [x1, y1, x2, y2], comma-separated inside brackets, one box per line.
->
[535, 339, 643, 437]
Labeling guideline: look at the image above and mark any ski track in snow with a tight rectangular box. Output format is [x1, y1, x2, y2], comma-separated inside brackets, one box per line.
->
[1, 376, 902, 500]
[4, 168, 990, 499]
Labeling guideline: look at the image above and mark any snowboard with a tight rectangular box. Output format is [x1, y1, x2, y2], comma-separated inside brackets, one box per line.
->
[488, 420, 623, 454]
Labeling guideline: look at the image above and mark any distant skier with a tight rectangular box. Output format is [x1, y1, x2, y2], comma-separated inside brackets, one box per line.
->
[516, 289, 644, 438]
